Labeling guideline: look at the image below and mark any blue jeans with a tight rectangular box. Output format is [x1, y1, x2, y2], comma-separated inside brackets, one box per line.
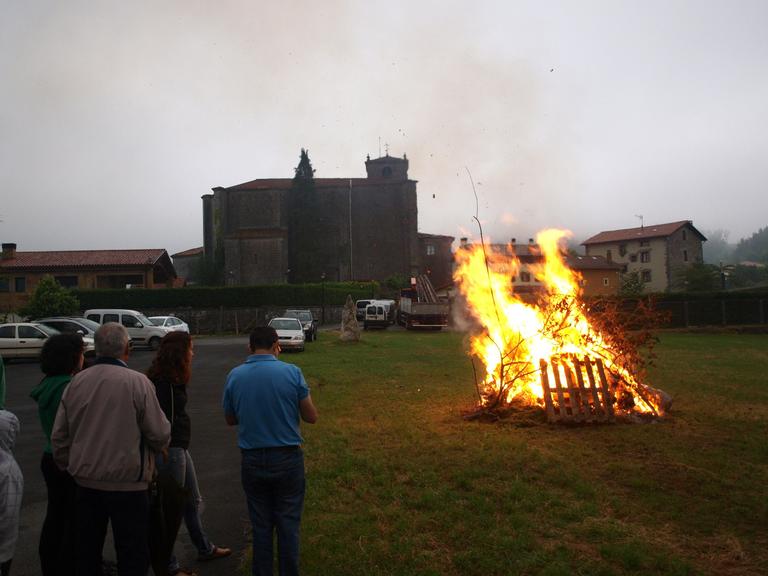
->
[156, 448, 214, 572]
[241, 447, 305, 576]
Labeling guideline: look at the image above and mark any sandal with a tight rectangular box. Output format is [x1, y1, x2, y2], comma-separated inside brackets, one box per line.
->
[197, 545, 232, 561]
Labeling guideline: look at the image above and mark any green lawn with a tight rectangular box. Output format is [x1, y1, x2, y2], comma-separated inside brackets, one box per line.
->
[278, 331, 768, 576]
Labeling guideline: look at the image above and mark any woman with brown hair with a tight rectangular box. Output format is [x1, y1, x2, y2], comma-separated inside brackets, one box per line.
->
[147, 332, 230, 576]
[30, 333, 85, 576]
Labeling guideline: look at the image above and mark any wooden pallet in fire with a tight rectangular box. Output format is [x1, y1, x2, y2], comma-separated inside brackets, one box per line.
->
[539, 355, 615, 423]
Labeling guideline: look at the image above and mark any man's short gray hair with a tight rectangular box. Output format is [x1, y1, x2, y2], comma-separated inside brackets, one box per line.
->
[95, 322, 130, 358]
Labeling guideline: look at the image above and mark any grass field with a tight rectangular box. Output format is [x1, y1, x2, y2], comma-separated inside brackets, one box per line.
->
[278, 330, 768, 576]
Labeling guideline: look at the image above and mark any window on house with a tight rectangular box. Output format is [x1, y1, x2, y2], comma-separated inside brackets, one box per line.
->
[426, 244, 435, 256]
[629, 254, 638, 262]
[683, 250, 688, 262]
[14, 277, 26, 292]
[382, 166, 392, 178]
[640, 252, 650, 263]
[0, 278, 9, 292]
[682, 229, 687, 240]
[603, 278, 610, 286]
[606, 249, 612, 261]
[54, 276, 79, 288]
[520, 271, 531, 282]
[642, 270, 652, 283]
[640, 240, 650, 247]
[618, 244, 627, 257]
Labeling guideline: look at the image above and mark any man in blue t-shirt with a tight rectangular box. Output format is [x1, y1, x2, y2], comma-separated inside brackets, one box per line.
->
[223, 326, 318, 576]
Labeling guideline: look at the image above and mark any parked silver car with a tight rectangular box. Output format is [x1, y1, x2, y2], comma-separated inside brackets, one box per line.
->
[0, 322, 95, 360]
[148, 316, 190, 333]
[283, 309, 317, 341]
[36, 317, 101, 338]
[267, 317, 305, 352]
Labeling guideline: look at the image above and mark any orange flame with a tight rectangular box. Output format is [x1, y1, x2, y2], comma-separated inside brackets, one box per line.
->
[455, 229, 663, 416]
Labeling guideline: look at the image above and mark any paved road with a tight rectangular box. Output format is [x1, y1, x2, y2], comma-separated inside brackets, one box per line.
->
[4, 336, 256, 576]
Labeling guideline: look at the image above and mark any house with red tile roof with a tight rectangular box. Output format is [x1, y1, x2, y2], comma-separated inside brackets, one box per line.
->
[0, 243, 177, 311]
[582, 220, 706, 292]
[451, 238, 624, 297]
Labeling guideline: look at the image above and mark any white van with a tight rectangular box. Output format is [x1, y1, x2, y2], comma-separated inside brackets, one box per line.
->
[363, 304, 389, 330]
[370, 299, 396, 324]
[84, 309, 168, 350]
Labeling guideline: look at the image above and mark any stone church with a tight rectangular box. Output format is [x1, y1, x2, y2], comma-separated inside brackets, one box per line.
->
[202, 153, 454, 286]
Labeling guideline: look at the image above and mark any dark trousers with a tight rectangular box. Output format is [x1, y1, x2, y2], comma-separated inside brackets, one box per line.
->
[40, 452, 77, 576]
[241, 448, 305, 576]
[75, 486, 150, 576]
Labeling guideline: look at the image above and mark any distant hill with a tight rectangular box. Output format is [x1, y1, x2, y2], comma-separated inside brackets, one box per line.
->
[732, 227, 768, 264]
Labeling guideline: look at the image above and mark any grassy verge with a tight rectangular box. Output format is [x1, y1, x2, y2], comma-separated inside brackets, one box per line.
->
[273, 331, 768, 575]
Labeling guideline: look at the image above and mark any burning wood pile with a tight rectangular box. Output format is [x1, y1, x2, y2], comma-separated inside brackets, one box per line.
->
[455, 229, 670, 423]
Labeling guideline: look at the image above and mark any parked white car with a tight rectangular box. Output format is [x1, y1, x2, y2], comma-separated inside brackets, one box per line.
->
[148, 316, 190, 333]
[267, 317, 305, 352]
[84, 309, 168, 350]
[0, 322, 95, 360]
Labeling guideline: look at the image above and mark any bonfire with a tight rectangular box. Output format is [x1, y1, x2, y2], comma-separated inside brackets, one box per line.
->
[455, 229, 669, 422]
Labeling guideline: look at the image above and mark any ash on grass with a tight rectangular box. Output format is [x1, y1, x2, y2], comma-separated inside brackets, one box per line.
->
[463, 401, 668, 427]
[462, 399, 548, 427]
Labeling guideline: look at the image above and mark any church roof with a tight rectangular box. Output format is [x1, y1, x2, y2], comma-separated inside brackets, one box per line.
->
[218, 177, 394, 191]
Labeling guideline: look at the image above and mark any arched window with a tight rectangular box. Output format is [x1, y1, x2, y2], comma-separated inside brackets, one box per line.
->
[382, 166, 392, 178]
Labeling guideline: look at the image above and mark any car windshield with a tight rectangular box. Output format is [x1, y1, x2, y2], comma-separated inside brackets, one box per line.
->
[36, 324, 61, 337]
[137, 314, 154, 326]
[148, 317, 166, 326]
[356, 301, 370, 309]
[284, 311, 312, 322]
[75, 318, 101, 332]
[270, 319, 302, 331]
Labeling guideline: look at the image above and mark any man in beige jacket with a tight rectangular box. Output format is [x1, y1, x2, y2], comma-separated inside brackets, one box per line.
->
[52, 323, 170, 576]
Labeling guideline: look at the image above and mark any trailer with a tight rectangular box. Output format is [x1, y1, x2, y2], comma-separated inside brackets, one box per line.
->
[397, 275, 449, 330]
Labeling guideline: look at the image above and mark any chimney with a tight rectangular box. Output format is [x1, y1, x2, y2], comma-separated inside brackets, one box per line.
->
[1, 243, 17, 260]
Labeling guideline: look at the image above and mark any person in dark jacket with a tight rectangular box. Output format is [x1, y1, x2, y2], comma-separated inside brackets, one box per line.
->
[30, 334, 84, 576]
[147, 332, 230, 576]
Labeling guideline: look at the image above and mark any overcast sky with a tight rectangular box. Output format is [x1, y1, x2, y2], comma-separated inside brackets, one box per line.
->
[2, 1, 767, 257]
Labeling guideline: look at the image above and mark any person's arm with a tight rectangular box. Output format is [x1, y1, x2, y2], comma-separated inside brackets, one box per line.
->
[50, 398, 71, 471]
[299, 395, 318, 424]
[138, 380, 171, 452]
[222, 374, 238, 426]
[0, 356, 6, 410]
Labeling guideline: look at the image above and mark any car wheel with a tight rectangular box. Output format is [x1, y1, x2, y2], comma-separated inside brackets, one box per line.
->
[149, 336, 161, 351]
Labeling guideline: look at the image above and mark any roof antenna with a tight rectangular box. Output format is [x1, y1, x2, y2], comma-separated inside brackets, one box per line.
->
[635, 214, 644, 230]
[378, 136, 381, 158]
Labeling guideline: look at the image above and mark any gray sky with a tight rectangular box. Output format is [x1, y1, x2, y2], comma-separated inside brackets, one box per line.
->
[2, 0, 767, 256]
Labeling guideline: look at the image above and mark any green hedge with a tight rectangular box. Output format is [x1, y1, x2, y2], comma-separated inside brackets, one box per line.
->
[72, 282, 377, 310]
